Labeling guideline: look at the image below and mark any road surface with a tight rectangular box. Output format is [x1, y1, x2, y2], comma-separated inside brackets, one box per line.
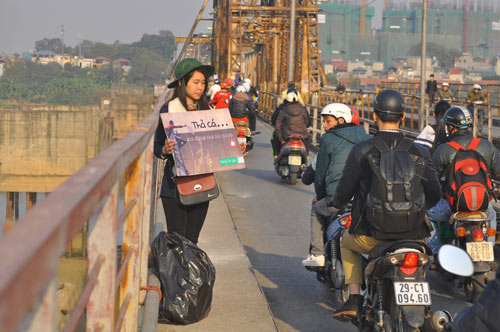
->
[217, 119, 473, 332]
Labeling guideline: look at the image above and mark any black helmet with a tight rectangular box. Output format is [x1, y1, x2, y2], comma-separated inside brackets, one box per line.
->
[373, 89, 405, 115]
[441, 106, 471, 129]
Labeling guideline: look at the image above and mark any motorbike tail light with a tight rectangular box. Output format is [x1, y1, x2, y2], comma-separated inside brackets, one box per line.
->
[339, 215, 352, 228]
[456, 226, 467, 237]
[487, 227, 496, 237]
[237, 130, 247, 137]
[400, 253, 419, 275]
[472, 228, 484, 242]
[288, 140, 304, 148]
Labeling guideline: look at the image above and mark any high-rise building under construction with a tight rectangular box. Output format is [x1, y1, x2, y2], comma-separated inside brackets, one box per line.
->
[319, 0, 500, 69]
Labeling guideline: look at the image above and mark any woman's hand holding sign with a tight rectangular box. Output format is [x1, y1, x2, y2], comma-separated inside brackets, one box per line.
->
[162, 139, 178, 155]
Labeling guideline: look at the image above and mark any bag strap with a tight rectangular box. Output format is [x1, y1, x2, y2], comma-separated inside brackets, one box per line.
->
[368, 135, 390, 153]
[396, 137, 414, 152]
[467, 138, 481, 150]
[446, 141, 465, 151]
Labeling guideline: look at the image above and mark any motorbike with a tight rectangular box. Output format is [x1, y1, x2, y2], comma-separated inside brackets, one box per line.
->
[444, 211, 498, 302]
[304, 209, 352, 302]
[434, 245, 475, 332]
[275, 135, 308, 185]
[467, 100, 485, 133]
[233, 118, 255, 153]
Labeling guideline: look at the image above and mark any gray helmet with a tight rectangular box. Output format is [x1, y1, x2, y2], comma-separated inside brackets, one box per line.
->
[373, 89, 405, 116]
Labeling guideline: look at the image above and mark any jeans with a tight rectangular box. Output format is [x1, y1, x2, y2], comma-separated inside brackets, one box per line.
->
[309, 197, 330, 255]
[427, 198, 497, 255]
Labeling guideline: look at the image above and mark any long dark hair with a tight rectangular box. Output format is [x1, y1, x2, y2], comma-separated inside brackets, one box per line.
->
[431, 101, 451, 153]
[166, 69, 210, 110]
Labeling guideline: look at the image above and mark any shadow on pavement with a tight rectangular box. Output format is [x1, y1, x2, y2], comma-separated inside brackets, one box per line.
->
[243, 246, 351, 332]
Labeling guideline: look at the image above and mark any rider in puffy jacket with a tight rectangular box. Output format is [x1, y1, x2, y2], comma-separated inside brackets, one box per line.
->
[210, 79, 233, 109]
[275, 90, 311, 150]
[229, 84, 256, 131]
[302, 104, 371, 267]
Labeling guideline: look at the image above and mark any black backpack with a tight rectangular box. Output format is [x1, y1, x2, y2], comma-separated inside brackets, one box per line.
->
[444, 138, 493, 212]
[365, 136, 427, 240]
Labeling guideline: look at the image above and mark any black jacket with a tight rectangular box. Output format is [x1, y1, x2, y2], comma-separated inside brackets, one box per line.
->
[426, 80, 437, 94]
[432, 130, 500, 181]
[331, 131, 441, 239]
[452, 268, 500, 332]
[228, 92, 256, 119]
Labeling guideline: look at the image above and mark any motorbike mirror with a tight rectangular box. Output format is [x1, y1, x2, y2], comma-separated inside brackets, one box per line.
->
[437, 245, 474, 277]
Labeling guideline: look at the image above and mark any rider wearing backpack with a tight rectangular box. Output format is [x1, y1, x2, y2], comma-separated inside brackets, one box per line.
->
[428, 106, 500, 254]
[319, 90, 441, 321]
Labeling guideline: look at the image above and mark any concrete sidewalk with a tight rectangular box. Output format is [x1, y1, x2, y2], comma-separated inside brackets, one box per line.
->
[155, 193, 278, 332]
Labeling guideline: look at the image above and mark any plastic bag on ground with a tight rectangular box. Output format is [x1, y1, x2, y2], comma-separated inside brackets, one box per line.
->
[151, 231, 216, 324]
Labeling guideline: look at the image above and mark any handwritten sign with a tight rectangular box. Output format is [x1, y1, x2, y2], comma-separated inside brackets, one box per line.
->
[160, 108, 245, 176]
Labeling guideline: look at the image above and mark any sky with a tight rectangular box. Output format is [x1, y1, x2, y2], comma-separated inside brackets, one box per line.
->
[0, 0, 214, 55]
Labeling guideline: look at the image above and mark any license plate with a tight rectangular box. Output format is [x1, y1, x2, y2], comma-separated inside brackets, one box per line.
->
[288, 155, 301, 165]
[394, 282, 431, 306]
[237, 137, 246, 145]
[466, 241, 494, 262]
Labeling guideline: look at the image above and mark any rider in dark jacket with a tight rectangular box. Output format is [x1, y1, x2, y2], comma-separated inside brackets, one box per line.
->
[432, 107, 500, 180]
[229, 85, 256, 130]
[324, 90, 441, 322]
[452, 267, 500, 332]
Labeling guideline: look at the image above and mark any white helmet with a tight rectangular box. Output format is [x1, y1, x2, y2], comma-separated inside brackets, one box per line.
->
[321, 103, 352, 123]
[244, 78, 251, 85]
[286, 91, 298, 103]
[242, 82, 251, 92]
[235, 84, 247, 93]
[442, 82, 449, 87]
[473, 84, 481, 90]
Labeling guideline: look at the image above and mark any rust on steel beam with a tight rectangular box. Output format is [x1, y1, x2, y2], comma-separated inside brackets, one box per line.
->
[86, 182, 119, 331]
[0, 111, 158, 332]
[175, 37, 213, 45]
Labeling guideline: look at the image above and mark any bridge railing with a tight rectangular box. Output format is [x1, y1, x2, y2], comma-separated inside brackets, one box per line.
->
[0, 111, 159, 332]
[259, 89, 497, 144]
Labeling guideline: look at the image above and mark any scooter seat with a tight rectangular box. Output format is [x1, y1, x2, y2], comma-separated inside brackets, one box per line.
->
[368, 240, 431, 261]
[452, 211, 489, 222]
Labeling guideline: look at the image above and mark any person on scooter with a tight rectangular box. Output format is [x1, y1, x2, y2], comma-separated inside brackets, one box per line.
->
[319, 89, 441, 321]
[274, 90, 311, 158]
[229, 84, 256, 131]
[415, 100, 450, 153]
[302, 103, 370, 267]
[438, 82, 454, 102]
[428, 106, 500, 255]
[279, 81, 305, 105]
[466, 84, 486, 128]
[209, 78, 233, 109]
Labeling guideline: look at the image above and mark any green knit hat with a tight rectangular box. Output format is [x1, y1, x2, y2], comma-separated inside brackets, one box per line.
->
[168, 58, 215, 88]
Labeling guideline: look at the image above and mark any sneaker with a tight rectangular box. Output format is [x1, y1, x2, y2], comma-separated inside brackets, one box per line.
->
[332, 294, 363, 322]
[302, 254, 325, 267]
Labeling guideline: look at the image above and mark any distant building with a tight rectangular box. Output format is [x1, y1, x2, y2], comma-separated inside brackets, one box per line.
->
[112, 58, 131, 75]
[454, 54, 491, 71]
[0, 60, 4, 77]
[33, 50, 57, 65]
[75, 57, 95, 69]
[95, 57, 110, 67]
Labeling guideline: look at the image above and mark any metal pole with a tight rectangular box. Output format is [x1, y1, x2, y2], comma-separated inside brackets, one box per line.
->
[60, 25, 64, 55]
[287, 0, 297, 82]
[169, 0, 209, 78]
[418, 0, 428, 131]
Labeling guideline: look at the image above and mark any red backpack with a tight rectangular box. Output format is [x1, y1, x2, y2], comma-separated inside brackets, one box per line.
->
[444, 138, 494, 212]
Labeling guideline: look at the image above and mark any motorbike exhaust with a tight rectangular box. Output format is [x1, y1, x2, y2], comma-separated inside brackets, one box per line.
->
[426, 310, 452, 332]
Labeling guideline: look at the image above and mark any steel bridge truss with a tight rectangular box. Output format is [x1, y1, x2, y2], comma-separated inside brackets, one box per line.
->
[212, 0, 321, 102]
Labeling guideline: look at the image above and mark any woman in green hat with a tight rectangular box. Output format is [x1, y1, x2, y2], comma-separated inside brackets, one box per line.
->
[153, 58, 215, 244]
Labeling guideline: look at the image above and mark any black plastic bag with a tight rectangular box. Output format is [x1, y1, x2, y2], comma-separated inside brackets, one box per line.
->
[151, 231, 216, 324]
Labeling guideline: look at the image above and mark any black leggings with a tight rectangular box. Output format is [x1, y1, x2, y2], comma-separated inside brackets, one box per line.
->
[161, 197, 209, 244]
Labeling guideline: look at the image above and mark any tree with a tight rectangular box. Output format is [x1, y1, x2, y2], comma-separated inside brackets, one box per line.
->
[126, 49, 169, 84]
[325, 73, 338, 86]
[409, 42, 461, 71]
[131, 30, 176, 61]
[348, 74, 361, 90]
[35, 38, 73, 54]
[490, 56, 498, 69]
